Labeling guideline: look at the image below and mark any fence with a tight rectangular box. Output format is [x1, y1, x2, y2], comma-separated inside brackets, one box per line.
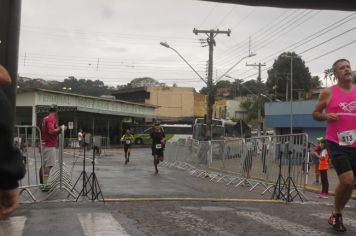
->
[14, 125, 43, 202]
[163, 133, 309, 202]
[64, 135, 110, 156]
[44, 132, 77, 200]
[14, 126, 78, 202]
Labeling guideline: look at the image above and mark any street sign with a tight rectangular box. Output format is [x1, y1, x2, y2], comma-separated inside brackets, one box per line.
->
[68, 121, 74, 130]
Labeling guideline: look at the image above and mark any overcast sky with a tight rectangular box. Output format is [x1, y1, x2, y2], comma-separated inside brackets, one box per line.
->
[19, 0, 356, 90]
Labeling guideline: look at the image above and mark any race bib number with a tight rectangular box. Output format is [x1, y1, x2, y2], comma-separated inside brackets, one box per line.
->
[338, 130, 356, 146]
[125, 140, 131, 145]
[155, 144, 162, 149]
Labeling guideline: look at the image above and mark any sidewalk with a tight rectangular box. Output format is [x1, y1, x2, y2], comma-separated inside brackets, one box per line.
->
[306, 164, 356, 199]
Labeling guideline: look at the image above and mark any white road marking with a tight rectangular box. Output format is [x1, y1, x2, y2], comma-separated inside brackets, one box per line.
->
[0, 216, 27, 236]
[236, 211, 331, 236]
[312, 213, 356, 228]
[162, 210, 233, 236]
[78, 213, 130, 236]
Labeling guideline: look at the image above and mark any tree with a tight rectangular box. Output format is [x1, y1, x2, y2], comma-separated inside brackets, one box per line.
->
[310, 75, 322, 89]
[239, 80, 267, 97]
[199, 86, 209, 95]
[266, 52, 314, 101]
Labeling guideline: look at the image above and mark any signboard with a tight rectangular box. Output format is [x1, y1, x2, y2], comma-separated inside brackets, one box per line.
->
[68, 121, 74, 130]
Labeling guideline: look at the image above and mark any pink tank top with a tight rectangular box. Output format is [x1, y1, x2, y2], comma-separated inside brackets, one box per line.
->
[325, 85, 356, 147]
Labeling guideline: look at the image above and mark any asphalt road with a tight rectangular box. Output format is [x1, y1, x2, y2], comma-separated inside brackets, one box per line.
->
[2, 148, 355, 235]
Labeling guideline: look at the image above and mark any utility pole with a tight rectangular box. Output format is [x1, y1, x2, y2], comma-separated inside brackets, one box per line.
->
[246, 62, 266, 83]
[193, 28, 231, 140]
[245, 62, 266, 136]
[282, 54, 297, 134]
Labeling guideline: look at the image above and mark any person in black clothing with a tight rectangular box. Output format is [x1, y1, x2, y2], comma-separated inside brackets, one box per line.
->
[150, 123, 165, 174]
[0, 65, 26, 219]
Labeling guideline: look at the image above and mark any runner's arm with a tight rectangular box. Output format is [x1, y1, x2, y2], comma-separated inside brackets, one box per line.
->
[312, 88, 338, 122]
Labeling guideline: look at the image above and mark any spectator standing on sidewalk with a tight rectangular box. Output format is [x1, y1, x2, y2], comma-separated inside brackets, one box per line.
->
[40, 105, 63, 190]
[318, 138, 329, 199]
[312, 138, 324, 184]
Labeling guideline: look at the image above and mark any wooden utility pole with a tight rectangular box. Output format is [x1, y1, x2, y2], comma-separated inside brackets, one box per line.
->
[193, 28, 231, 140]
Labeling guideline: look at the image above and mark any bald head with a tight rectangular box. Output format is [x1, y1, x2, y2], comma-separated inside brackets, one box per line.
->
[0, 65, 11, 86]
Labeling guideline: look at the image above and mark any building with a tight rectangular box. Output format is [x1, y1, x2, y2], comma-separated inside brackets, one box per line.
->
[212, 98, 248, 120]
[112, 86, 208, 120]
[16, 88, 156, 143]
[264, 100, 326, 144]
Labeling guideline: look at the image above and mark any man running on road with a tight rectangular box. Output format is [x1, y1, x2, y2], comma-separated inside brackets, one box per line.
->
[120, 128, 134, 164]
[150, 123, 165, 174]
[313, 58, 356, 233]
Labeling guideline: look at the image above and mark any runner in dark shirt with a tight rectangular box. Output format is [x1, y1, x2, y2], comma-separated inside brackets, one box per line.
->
[150, 123, 165, 174]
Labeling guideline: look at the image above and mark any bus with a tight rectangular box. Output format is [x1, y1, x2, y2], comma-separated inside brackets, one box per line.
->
[126, 124, 193, 145]
[192, 118, 251, 141]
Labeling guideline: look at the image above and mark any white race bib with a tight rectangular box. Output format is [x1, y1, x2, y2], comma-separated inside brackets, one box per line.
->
[338, 130, 356, 146]
[155, 144, 162, 149]
[125, 140, 131, 145]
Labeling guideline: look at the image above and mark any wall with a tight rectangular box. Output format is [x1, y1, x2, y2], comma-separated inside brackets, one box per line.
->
[225, 99, 247, 120]
[146, 87, 195, 118]
[193, 92, 207, 117]
[213, 100, 226, 119]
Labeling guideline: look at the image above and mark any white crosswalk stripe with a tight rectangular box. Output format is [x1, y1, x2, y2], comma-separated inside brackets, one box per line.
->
[0, 216, 27, 236]
[236, 211, 331, 236]
[311, 213, 356, 228]
[78, 213, 130, 236]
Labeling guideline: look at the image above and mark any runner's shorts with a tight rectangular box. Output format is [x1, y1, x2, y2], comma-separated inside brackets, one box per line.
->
[326, 140, 356, 176]
[124, 145, 131, 153]
[152, 148, 164, 157]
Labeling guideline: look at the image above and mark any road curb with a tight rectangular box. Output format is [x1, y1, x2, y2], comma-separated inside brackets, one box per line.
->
[104, 197, 285, 203]
[305, 186, 356, 200]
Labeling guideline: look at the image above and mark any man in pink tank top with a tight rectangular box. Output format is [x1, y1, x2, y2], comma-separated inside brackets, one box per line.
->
[313, 59, 355, 233]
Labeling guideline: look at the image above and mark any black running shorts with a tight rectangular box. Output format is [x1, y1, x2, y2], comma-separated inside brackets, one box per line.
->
[326, 140, 356, 176]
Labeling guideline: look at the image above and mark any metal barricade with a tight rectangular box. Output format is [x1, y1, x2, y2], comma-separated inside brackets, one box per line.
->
[44, 132, 77, 201]
[164, 133, 309, 201]
[14, 125, 43, 202]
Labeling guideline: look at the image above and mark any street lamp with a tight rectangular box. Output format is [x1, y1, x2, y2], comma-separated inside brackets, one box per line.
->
[160, 42, 207, 84]
[216, 53, 256, 83]
[260, 93, 272, 102]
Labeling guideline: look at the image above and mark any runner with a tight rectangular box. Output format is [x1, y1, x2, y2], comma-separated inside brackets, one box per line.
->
[120, 128, 134, 165]
[312, 58, 356, 233]
[150, 123, 165, 174]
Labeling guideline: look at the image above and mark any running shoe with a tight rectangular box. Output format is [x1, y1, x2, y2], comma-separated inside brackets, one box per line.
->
[328, 213, 347, 232]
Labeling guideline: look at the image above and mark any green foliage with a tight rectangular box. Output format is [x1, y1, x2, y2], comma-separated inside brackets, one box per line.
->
[240, 98, 258, 122]
[266, 52, 318, 101]
[199, 86, 210, 95]
[18, 76, 113, 97]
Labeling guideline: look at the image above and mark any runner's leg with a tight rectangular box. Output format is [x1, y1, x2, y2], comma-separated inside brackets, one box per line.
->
[334, 171, 354, 213]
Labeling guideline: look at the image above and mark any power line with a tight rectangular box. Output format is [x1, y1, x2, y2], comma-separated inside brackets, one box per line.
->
[215, 10, 314, 67]
[22, 25, 197, 42]
[214, 9, 300, 64]
[215, 6, 237, 28]
[307, 39, 356, 63]
[226, 13, 356, 77]
[197, 3, 219, 28]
